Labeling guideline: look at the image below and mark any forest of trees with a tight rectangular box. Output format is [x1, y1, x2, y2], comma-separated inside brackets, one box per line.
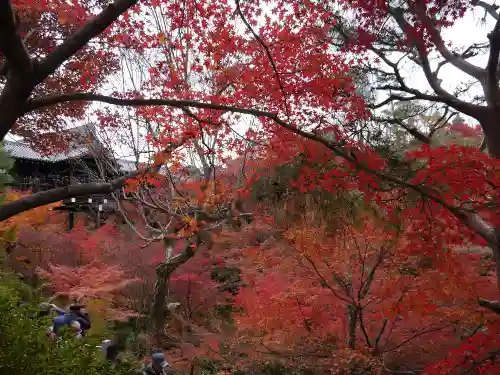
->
[0, 0, 500, 374]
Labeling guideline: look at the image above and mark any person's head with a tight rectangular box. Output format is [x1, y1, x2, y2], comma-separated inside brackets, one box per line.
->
[38, 302, 52, 316]
[69, 304, 85, 313]
[151, 352, 169, 373]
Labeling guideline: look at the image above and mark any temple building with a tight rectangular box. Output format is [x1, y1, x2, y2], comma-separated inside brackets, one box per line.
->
[4, 124, 136, 229]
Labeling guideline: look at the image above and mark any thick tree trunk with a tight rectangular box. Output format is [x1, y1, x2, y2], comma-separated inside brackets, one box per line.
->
[480, 118, 500, 290]
[151, 261, 175, 347]
[479, 118, 500, 313]
[491, 227, 500, 296]
[0, 79, 33, 140]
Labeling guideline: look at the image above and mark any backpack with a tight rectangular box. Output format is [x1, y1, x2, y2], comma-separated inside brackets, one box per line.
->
[70, 311, 91, 331]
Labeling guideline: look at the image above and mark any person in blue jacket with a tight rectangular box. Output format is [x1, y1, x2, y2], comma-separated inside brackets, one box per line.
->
[68, 304, 91, 334]
[37, 302, 66, 317]
[47, 315, 83, 339]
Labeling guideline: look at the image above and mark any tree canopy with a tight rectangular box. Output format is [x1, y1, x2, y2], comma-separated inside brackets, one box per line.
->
[1, 0, 500, 373]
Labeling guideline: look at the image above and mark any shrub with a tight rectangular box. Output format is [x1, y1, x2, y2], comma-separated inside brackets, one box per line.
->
[0, 274, 137, 375]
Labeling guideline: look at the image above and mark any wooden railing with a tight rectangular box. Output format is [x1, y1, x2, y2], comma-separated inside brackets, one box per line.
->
[10, 175, 103, 192]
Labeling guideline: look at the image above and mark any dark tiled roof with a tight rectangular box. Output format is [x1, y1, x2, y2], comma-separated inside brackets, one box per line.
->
[4, 124, 137, 173]
[4, 124, 98, 162]
[4, 140, 89, 162]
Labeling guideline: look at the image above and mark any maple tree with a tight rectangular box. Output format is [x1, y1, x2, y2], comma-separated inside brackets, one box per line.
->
[38, 261, 139, 321]
[0, 0, 495, 287]
[223, 191, 496, 374]
[326, 0, 500, 308]
[106, 166, 252, 345]
[0, 190, 60, 268]
[1, 0, 500, 372]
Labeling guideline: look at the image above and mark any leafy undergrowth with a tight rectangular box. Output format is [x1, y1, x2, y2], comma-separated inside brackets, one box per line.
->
[0, 273, 137, 375]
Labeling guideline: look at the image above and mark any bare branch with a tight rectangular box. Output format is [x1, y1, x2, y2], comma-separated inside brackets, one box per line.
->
[461, 349, 500, 374]
[390, 7, 485, 118]
[480, 136, 488, 151]
[373, 116, 432, 144]
[478, 298, 500, 314]
[473, 0, 500, 20]
[235, 0, 289, 115]
[427, 108, 456, 138]
[411, 4, 484, 79]
[383, 323, 454, 353]
[383, 368, 419, 375]
[374, 319, 388, 352]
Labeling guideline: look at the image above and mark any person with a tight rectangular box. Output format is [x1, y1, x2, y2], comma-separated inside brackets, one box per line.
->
[37, 302, 67, 318]
[47, 315, 83, 339]
[68, 304, 91, 335]
[46, 315, 67, 339]
[98, 339, 122, 369]
[141, 352, 175, 375]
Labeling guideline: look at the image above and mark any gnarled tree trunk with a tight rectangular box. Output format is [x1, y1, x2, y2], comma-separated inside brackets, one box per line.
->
[151, 231, 213, 347]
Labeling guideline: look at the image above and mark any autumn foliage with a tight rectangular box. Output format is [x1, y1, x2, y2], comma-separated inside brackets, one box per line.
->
[2, 0, 500, 373]
[222, 200, 495, 372]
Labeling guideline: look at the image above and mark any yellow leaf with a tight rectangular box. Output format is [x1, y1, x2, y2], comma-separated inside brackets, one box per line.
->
[159, 33, 168, 45]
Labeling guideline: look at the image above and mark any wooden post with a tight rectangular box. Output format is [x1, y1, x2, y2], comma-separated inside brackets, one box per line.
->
[68, 198, 76, 231]
[68, 211, 74, 231]
[96, 204, 102, 229]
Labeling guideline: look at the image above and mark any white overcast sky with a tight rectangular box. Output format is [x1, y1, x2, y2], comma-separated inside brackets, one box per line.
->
[396, 6, 494, 124]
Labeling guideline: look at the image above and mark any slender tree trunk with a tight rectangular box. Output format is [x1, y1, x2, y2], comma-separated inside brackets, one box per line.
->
[346, 304, 358, 350]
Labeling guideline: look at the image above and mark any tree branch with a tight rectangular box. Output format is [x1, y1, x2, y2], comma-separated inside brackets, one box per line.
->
[391, 7, 485, 118]
[26, 92, 498, 247]
[461, 349, 500, 374]
[369, 48, 458, 110]
[383, 323, 454, 353]
[384, 368, 419, 375]
[27, 92, 284, 119]
[35, 0, 138, 83]
[373, 116, 432, 144]
[235, 0, 289, 116]
[478, 298, 500, 314]
[0, 0, 33, 75]
[412, 4, 484, 79]
[0, 28, 36, 77]
[0, 170, 141, 221]
[473, 0, 500, 20]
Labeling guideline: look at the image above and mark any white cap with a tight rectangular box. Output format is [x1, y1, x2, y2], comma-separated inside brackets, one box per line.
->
[98, 339, 112, 353]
